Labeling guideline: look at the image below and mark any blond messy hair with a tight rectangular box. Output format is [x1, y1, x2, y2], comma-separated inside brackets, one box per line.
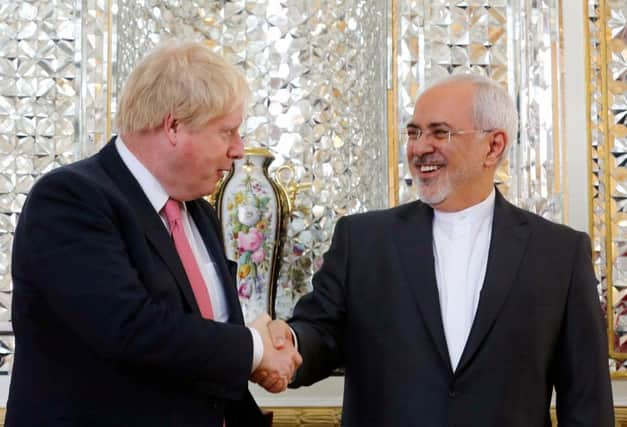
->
[115, 40, 250, 134]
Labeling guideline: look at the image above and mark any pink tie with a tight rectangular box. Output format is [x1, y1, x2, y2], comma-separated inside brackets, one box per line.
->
[162, 198, 215, 319]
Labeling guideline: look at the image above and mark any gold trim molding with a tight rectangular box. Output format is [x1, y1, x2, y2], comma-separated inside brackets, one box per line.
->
[386, 0, 400, 207]
[266, 407, 627, 427]
[265, 407, 342, 426]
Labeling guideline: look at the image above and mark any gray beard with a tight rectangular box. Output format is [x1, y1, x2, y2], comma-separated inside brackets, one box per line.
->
[415, 174, 452, 206]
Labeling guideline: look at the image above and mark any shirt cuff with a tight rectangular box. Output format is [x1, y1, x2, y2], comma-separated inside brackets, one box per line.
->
[249, 327, 264, 373]
[289, 326, 299, 351]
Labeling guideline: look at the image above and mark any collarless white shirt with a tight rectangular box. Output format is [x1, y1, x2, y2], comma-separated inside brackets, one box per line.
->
[432, 189, 495, 371]
[114, 136, 229, 322]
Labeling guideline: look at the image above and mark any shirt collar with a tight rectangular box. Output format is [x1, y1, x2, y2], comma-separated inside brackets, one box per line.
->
[433, 188, 496, 225]
[114, 136, 171, 213]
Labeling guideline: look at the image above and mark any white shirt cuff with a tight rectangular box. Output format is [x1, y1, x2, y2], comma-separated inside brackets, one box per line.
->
[249, 327, 264, 373]
[289, 326, 298, 351]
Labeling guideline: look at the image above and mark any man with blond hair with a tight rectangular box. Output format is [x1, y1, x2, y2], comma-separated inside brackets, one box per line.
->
[262, 74, 614, 426]
[6, 40, 300, 427]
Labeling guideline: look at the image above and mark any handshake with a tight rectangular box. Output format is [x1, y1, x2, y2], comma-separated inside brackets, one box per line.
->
[249, 314, 302, 393]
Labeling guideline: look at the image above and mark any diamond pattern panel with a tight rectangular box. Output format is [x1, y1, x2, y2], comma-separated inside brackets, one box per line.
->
[513, 0, 564, 221]
[0, 0, 84, 325]
[80, 0, 114, 157]
[1, 1, 573, 366]
[589, 0, 627, 372]
[0, 333, 14, 375]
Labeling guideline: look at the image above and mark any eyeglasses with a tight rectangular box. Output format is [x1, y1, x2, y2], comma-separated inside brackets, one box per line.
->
[403, 128, 494, 144]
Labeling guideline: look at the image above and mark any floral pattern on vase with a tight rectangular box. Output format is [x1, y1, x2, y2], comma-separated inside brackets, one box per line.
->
[216, 148, 289, 323]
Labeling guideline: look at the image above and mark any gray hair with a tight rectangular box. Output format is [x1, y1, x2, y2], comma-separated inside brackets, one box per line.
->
[428, 74, 519, 157]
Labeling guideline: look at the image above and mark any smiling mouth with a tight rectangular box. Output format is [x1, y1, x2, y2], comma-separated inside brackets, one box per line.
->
[419, 164, 441, 173]
[410, 155, 446, 175]
[418, 163, 445, 174]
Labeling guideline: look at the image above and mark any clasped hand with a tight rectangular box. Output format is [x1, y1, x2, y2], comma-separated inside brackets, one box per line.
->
[249, 314, 302, 393]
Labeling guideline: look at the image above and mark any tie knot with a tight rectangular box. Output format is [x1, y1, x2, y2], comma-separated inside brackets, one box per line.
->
[163, 198, 182, 225]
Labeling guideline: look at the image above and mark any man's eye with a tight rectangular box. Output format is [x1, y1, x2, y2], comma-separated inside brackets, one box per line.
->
[432, 130, 449, 139]
[407, 130, 419, 139]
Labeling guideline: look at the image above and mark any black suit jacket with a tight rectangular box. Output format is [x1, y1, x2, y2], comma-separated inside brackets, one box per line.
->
[289, 190, 614, 427]
[6, 140, 266, 426]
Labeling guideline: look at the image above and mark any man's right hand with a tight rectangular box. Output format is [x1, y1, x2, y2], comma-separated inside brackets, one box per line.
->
[249, 316, 302, 393]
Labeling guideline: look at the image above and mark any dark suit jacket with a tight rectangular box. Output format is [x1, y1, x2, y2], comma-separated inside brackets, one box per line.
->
[6, 140, 266, 426]
[289, 190, 614, 427]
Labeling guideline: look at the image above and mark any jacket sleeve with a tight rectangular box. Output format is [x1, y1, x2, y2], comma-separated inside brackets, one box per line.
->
[11, 169, 253, 400]
[553, 232, 614, 426]
[288, 216, 350, 387]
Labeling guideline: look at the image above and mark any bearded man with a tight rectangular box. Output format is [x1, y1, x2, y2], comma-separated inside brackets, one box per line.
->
[257, 74, 614, 427]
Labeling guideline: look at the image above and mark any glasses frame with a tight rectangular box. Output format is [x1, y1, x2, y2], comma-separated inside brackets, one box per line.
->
[404, 128, 495, 144]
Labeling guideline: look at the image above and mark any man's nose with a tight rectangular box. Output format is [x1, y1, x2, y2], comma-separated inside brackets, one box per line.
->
[229, 135, 245, 159]
[407, 136, 435, 157]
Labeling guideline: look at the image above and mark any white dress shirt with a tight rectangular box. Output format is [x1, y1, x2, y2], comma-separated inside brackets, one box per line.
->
[115, 137, 263, 371]
[433, 189, 495, 371]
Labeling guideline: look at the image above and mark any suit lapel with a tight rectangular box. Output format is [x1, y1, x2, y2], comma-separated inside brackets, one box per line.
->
[96, 139, 199, 313]
[394, 202, 452, 372]
[455, 190, 529, 373]
[186, 200, 244, 325]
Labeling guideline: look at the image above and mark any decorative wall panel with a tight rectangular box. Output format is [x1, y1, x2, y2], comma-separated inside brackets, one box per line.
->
[2, 1, 567, 380]
[587, 0, 627, 374]
[0, 0, 113, 374]
[80, 0, 115, 157]
[0, 0, 80, 374]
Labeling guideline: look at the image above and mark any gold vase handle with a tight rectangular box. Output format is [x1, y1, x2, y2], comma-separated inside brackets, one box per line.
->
[206, 173, 229, 206]
[273, 165, 311, 215]
[275, 165, 295, 186]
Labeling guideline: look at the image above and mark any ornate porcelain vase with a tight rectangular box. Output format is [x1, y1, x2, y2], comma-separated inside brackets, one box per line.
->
[215, 148, 290, 323]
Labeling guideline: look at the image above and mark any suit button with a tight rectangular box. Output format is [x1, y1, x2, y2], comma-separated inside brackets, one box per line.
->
[448, 389, 457, 398]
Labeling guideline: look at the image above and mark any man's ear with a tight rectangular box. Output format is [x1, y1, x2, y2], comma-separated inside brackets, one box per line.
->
[484, 130, 507, 167]
[163, 113, 177, 145]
